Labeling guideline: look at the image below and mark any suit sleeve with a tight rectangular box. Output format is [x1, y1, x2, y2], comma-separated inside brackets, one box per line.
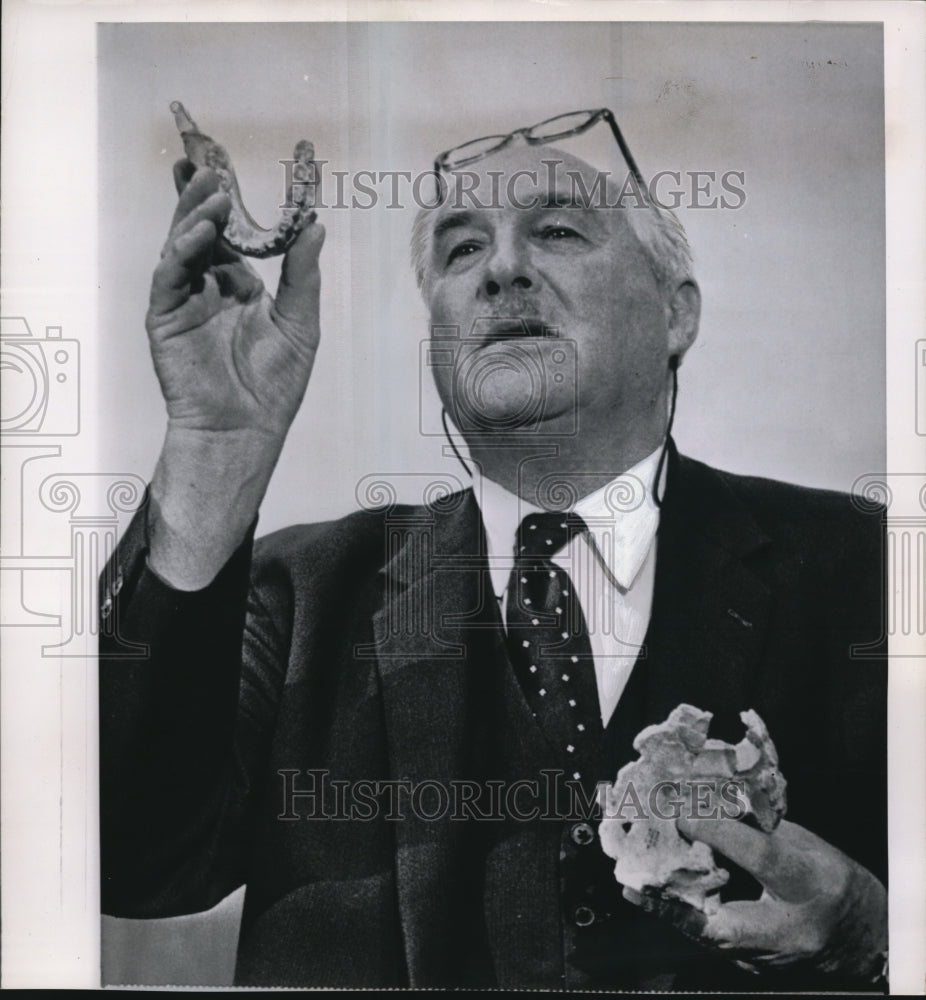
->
[99, 494, 283, 917]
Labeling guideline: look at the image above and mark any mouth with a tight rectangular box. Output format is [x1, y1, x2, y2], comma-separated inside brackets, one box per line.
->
[482, 317, 551, 343]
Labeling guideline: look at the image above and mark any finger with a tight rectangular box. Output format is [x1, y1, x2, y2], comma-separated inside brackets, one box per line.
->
[149, 219, 219, 317]
[699, 898, 784, 951]
[172, 158, 197, 196]
[677, 816, 817, 899]
[162, 191, 231, 256]
[212, 259, 264, 304]
[169, 163, 240, 267]
[621, 886, 708, 941]
[271, 220, 326, 333]
[168, 166, 221, 235]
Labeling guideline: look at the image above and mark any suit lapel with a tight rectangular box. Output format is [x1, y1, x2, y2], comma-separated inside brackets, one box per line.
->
[645, 445, 773, 741]
[606, 445, 774, 767]
[371, 489, 498, 986]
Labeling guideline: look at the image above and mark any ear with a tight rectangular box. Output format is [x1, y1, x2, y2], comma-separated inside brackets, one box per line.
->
[666, 280, 701, 365]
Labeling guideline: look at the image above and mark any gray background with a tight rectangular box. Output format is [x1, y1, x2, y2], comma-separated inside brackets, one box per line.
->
[98, 20, 885, 986]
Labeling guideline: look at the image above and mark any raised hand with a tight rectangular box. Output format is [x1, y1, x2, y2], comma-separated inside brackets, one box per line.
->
[144, 159, 325, 589]
[147, 162, 324, 437]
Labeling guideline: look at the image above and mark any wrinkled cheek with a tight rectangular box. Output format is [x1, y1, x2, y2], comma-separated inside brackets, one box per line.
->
[426, 285, 470, 333]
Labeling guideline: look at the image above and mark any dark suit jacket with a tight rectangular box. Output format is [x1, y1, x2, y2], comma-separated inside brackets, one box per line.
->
[99, 445, 887, 990]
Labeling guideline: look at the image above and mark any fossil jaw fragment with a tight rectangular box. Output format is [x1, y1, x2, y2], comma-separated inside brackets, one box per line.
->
[599, 704, 788, 915]
[170, 101, 317, 258]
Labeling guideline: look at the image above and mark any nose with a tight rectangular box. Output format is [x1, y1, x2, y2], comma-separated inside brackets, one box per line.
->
[485, 275, 532, 296]
[482, 236, 534, 298]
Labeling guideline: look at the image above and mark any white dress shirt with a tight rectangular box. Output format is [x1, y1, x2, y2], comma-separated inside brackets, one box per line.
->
[470, 447, 664, 727]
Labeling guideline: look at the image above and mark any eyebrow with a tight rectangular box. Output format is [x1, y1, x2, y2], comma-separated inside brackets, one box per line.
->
[432, 196, 596, 237]
[432, 212, 477, 243]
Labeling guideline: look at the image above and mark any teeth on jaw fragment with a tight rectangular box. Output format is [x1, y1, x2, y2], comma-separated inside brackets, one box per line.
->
[171, 105, 320, 260]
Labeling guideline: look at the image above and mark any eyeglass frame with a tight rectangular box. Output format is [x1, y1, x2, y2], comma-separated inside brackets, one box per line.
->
[432, 107, 648, 201]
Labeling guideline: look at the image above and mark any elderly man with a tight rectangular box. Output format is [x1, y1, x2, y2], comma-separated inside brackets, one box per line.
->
[100, 109, 887, 990]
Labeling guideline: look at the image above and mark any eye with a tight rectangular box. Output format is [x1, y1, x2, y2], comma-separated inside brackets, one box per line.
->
[446, 241, 481, 265]
[539, 225, 583, 241]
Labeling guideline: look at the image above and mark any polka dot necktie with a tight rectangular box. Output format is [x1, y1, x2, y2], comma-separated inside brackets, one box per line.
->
[505, 512, 603, 783]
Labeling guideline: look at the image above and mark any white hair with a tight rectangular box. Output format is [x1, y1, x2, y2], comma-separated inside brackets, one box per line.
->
[621, 201, 695, 295]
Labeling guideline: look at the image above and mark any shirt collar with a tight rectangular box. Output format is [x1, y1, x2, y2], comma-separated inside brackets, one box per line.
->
[470, 444, 665, 591]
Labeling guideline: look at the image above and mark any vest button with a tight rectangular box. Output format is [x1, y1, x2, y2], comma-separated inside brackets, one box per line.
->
[574, 905, 596, 927]
[570, 822, 595, 846]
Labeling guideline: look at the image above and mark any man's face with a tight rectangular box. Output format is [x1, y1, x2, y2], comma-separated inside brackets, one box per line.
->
[424, 145, 679, 442]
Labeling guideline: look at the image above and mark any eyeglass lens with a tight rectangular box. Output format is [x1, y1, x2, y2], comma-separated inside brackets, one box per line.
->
[443, 134, 512, 169]
[440, 109, 606, 170]
[525, 109, 601, 142]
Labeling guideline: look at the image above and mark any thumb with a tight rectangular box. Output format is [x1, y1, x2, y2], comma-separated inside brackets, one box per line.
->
[272, 220, 325, 336]
[700, 898, 785, 951]
[677, 817, 824, 901]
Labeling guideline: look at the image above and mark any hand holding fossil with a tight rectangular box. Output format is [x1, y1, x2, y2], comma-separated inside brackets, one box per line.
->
[144, 151, 325, 590]
[603, 705, 886, 987]
[628, 817, 888, 986]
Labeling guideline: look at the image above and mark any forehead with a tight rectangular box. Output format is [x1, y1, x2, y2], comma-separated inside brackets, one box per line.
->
[434, 143, 620, 221]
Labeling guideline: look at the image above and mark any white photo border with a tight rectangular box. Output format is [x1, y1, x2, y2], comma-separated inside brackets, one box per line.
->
[1, 0, 923, 991]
